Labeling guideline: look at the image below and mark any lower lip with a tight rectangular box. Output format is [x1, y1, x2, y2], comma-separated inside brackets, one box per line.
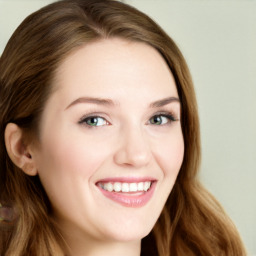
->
[97, 182, 156, 208]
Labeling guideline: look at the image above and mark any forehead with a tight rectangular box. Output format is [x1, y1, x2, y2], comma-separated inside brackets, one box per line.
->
[51, 38, 178, 104]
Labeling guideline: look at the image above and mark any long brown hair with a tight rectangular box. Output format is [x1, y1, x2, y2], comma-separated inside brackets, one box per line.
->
[0, 0, 246, 255]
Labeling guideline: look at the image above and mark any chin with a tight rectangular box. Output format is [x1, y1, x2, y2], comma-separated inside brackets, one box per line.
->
[98, 216, 155, 243]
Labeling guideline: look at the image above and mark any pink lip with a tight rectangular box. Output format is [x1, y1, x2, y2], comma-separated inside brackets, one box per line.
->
[96, 179, 157, 208]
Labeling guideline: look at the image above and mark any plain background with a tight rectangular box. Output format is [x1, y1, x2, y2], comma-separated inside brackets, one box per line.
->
[0, 0, 255, 255]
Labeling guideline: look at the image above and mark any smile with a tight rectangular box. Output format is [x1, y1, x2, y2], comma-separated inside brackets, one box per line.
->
[98, 181, 152, 192]
[96, 178, 157, 208]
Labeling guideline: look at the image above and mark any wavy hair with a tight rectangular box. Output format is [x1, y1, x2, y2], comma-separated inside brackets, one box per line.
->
[0, 0, 246, 255]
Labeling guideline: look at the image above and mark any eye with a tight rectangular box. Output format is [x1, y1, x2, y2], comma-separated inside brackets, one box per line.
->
[149, 114, 176, 125]
[79, 116, 109, 127]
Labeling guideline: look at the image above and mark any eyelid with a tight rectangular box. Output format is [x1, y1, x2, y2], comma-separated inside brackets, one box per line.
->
[150, 111, 180, 121]
[78, 111, 109, 121]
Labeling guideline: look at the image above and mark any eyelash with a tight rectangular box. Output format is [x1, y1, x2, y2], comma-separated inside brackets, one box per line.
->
[78, 111, 179, 128]
[148, 112, 178, 126]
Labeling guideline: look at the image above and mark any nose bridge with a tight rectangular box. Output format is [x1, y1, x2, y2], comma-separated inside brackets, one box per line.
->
[113, 123, 151, 168]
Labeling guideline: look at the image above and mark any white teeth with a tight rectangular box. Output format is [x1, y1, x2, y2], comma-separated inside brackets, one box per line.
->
[129, 183, 137, 192]
[144, 181, 151, 191]
[122, 183, 129, 192]
[113, 182, 121, 192]
[138, 182, 144, 191]
[104, 183, 113, 192]
[99, 181, 152, 193]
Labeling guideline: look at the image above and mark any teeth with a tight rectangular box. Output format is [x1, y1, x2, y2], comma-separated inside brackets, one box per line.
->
[122, 183, 129, 192]
[99, 181, 152, 193]
[138, 182, 144, 191]
[113, 182, 121, 192]
[129, 183, 137, 192]
[144, 181, 151, 191]
[104, 183, 113, 192]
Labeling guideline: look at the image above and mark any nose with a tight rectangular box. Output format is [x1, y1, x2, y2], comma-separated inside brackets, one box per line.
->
[113, 127, 151, 168]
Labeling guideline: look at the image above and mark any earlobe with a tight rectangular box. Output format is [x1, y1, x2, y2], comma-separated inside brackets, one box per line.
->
[4, 123, 38, 176]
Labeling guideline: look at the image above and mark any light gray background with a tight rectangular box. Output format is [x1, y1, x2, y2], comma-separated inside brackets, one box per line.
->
[0, 0, 255, 255]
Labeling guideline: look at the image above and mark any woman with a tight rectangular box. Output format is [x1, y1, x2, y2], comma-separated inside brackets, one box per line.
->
[0, 0, 246, 255]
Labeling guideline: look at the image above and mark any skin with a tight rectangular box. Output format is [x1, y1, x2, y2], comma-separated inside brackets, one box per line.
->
[7, 38, 184, 256]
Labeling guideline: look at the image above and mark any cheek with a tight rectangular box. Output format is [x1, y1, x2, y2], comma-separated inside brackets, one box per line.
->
[34, 132, 113, 223]
[35, 132, 110, 210]
[37, 133, 108, 180]
[154, 130, 184, 179]
[149, 129, 184, 221]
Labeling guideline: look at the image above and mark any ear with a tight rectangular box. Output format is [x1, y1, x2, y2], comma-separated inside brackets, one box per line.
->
[4, 123, 38, 176]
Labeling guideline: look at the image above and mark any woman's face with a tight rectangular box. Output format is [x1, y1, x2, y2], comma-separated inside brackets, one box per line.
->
[32, 38, 184, 243]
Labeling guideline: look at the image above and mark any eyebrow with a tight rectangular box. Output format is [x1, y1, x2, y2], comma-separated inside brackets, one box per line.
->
[149, 96, 180, 108]
[65, 96, 180, 110]
[65, 97, 117, 110]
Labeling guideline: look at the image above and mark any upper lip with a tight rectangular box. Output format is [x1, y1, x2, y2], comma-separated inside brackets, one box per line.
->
[96, 177, 157, 184]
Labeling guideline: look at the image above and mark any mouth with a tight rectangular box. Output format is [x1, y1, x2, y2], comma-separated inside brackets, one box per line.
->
[96, 178, 157, 208]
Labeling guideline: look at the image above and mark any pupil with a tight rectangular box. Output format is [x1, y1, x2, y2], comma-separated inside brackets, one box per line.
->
[89, 117, 97, 125]
[153, 116, 161, 124]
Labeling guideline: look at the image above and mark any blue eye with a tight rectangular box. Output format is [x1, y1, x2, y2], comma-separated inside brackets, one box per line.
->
[149, 114, 176, 125]
[79, 116, 108, 127]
